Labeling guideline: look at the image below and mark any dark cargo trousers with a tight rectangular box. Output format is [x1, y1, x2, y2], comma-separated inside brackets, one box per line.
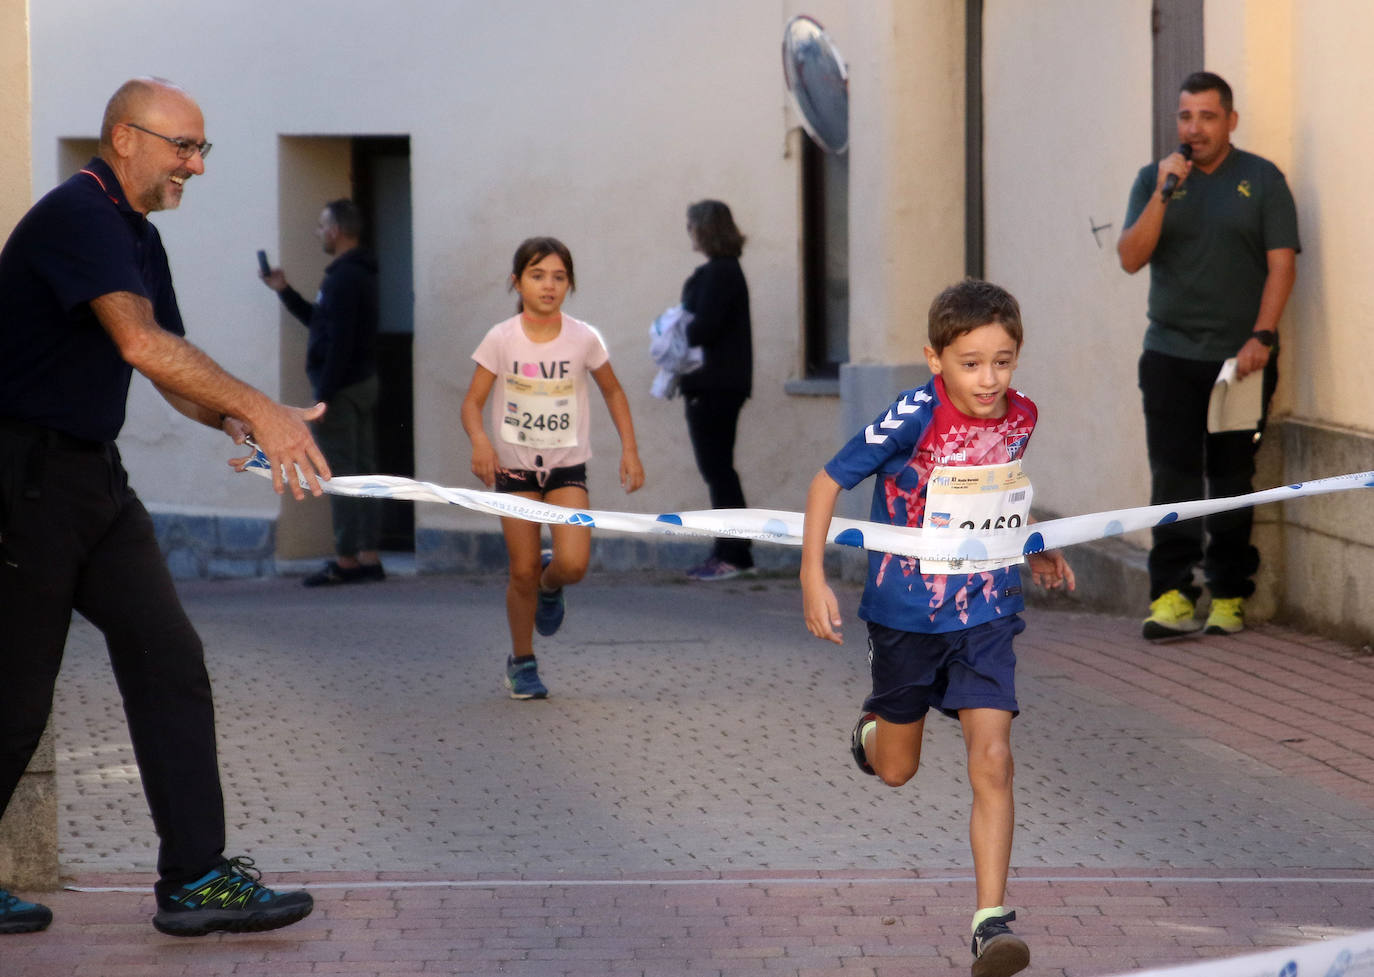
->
[1138, 349, 1277, 602]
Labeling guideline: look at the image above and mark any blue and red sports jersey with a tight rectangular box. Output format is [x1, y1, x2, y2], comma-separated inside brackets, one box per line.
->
[824, 375, 1039, 634]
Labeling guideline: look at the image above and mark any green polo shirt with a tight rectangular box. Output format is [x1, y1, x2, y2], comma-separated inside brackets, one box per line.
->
[1125, 146, 1300, 361]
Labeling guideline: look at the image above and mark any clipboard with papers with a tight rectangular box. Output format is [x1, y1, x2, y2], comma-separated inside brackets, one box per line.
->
[1206, 357, 1264, 433]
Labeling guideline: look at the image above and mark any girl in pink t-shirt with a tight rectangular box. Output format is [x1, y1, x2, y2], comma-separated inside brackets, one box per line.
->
[460, 237, 644, 700]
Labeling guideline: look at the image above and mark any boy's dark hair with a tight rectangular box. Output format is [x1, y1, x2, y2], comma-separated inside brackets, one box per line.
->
[1180, 71, 1233, 114]
[686, 200, 745, 259]
[927, 278, 1023, 353]
[324, 199, 364, 238]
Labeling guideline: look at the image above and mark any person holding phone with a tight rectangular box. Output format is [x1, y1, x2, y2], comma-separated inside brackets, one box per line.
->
[260, 200, 385, 586]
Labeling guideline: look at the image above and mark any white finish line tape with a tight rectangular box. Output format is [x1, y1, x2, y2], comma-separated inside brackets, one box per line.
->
[1099, 928, 1373, 977]
[240, 447, 1374, 563]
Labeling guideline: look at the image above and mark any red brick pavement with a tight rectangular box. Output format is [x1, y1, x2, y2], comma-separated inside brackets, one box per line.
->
[4, 868, 1373, 977]
[1018, 614, 1374, 809]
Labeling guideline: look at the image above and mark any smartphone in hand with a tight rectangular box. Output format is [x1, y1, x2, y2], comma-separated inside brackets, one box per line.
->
[257, 250, 271, 276]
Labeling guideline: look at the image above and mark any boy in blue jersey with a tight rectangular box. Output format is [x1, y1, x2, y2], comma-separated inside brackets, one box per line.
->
[800, 279, 1073, 977]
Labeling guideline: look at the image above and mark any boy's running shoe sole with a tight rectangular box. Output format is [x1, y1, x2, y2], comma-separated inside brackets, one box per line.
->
[971, 910, 1029, 977]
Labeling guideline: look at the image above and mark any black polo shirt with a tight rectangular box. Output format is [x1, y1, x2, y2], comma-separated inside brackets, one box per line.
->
[1124, 146, 1300, 361]
[0, 156, 185, 442]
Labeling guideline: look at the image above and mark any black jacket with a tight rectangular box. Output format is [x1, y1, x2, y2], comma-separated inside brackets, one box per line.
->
[680, 256, 752, 397]
[278, 247, 379, 402]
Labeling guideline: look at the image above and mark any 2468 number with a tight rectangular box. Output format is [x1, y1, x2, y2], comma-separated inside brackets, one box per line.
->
[519, 412, 571, 432]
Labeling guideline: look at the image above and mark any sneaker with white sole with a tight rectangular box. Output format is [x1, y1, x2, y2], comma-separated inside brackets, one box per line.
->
[971, 910, 1029, 977]
[505, 655, 549, 700]
[1141, 589, 1202, 640]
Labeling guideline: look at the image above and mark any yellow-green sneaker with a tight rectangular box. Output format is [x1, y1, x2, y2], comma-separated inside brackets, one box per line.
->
[1141, 589, 1201, 640]
[1204, 597, 1245, 635]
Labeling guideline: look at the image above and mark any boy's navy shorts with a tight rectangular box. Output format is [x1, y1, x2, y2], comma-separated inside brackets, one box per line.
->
[863, 614, 1025, 723]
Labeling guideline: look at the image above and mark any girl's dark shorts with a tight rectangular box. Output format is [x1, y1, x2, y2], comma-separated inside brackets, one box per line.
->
[863, 614, 1025, 723]
[494, 463, 587, 496]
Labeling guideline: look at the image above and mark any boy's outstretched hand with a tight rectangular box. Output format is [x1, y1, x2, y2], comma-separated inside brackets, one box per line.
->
[802, 575, 844, 644]
[1027, 549, 1075, 591]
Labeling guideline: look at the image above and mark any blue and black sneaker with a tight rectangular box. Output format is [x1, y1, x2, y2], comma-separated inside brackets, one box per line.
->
[506, 655, 549, 700]
[0, 888, 52, 934]
[971, 909, 1029, 977]
[152, 856, 313, 937]
[534, 549, 565, 636]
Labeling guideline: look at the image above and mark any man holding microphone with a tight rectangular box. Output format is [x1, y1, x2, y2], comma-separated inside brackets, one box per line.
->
[1118, 71, 1300, 640]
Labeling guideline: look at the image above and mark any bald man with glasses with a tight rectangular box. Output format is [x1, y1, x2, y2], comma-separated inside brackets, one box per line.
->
[0, 77, 324, 936]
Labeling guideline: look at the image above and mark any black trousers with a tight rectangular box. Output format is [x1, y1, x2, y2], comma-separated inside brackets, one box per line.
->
[683, 389, 753, 568]
[314, 375, 380, 557]
[0, 424, 225, 898]
[1138, 349, 1276, 602]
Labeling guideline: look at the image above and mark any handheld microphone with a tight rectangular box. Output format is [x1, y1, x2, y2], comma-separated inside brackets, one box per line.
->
[1161, 144, 1193, 201]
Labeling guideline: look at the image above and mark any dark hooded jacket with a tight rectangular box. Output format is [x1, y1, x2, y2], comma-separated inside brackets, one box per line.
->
[278, 247, 379, 401]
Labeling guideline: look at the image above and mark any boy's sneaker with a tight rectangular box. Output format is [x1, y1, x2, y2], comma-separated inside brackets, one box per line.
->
[849, 712, 877, 776]
[151, 856, 312, 937]
[0, 888, 52, 934]
[971, 910, 1029, 977]
[686, 557, 754, 582]
[1205, 596, 1246, 635]
[1141, 589, 1202, 640]
[534, 549, 565, 636]
[506, 655, 549, 700]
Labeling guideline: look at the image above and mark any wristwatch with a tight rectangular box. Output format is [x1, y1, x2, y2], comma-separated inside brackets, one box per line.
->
[1251, 329, 1277, 347]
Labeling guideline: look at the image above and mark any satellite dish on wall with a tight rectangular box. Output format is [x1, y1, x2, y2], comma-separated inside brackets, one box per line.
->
[782, 15, 849, 155]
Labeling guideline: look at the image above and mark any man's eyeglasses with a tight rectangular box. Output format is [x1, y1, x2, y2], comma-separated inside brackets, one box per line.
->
[123, 122, 212, 161]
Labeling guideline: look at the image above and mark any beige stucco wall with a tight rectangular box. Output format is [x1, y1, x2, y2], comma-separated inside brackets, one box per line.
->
[27, 2, 833, 547]
[1254, 0, 1374, 436]
[982, 0, 1154, 531]
[1262, 2, 1374, 640]
[847, 0, 965, 367]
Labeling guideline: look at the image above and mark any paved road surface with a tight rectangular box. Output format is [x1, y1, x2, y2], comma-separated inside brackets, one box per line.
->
[4, 571, 1372, 976]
